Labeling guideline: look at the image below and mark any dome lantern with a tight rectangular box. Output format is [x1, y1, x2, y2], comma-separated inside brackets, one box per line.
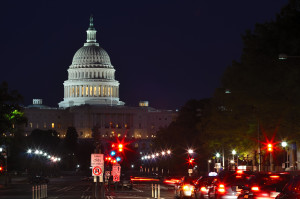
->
[85, 15, 98, 46]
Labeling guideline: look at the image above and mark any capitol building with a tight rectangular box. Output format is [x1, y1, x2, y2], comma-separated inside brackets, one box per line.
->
[24, 17, 176, 140]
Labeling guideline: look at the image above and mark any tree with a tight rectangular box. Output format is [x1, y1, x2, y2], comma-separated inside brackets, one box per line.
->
[0, 81, 27, 135]
[206, 0, 300, 163]
[64, 127, 78, 153]
[153, 99, 211, 174]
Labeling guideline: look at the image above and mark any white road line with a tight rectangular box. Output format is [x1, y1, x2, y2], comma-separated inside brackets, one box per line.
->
[132, 187, 144, 192]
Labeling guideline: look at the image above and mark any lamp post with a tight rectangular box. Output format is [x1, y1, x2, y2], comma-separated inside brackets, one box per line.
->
[208, 160, 211, 173]
[232, 150, 236, 169]
[281, 141, 289, 169]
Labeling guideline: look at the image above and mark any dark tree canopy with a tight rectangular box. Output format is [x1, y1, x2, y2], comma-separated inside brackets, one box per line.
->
[64, 126, 78, 153]
[0, 81, 27, 134]
[206, 0, 300, 158]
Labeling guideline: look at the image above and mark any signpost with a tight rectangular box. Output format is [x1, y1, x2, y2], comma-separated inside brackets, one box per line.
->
[91, 154, 104, 181]
[92, 166, 102, 176]
[112, 163, 121, 182]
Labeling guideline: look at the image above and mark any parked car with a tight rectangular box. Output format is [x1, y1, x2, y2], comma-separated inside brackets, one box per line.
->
[276, 175, 300, 199]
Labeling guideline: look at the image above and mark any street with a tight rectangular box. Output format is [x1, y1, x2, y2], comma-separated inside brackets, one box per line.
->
[0, 176, 175, 199]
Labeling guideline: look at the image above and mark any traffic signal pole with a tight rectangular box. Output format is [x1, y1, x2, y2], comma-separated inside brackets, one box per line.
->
[93, 143, 105, 199]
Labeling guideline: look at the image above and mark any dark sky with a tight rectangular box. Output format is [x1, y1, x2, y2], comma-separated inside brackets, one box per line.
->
[0, 0, 289, 110]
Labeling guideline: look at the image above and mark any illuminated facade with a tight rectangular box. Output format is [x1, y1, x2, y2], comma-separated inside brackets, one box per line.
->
[58, 16, 124, 108]
[24, 17, 177, 139]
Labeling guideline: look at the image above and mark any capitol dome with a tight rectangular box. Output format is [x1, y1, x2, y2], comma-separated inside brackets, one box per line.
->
[58, 16, 124, 108]
[71, 45, 112, 68]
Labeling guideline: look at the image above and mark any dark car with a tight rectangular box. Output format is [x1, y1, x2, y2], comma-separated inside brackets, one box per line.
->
[276, 175, 300, 199]
[120, 174, 133, 189]
[211, 170, 255, 199]
[28, 176, 49, 184]
[238, 172, 291, 199]
[194, 176, 219, 199]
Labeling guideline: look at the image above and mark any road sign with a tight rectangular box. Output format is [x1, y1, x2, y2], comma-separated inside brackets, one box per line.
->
[112, 163, 121, 176]
[92, 166, 102, 176]
[113, 175, 120, 182]
[91, 154, 104, 167]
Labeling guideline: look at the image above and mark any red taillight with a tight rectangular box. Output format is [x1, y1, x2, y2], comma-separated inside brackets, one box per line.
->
[200, 187, 207, 192]
[251, 186, 260, 192]
[218, 184, 226, 193]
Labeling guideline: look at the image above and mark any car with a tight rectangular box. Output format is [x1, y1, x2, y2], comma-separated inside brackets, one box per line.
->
[194, 176, 219, 199]
[276, 175, 300, 199]
[175, 176, 197, 198]
[120, 174, 133, 189]
[28, 176, 49, 184]
[212, 170, 255, 199]
[238, 172, 291, 199]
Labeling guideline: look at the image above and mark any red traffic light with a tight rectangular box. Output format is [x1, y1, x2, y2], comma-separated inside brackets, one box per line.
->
[0, 167, 3, 171]
[267, 144, 273, 152]
[118, 144, 123, 152]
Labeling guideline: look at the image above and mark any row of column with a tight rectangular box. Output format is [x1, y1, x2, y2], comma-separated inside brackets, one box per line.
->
[64, 85, 119, 98]
[69, 71, 114, 80]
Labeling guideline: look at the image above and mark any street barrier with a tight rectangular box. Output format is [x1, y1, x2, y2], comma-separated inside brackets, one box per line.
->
[151, 183, 160, 199]
[32, 184, 48, 199]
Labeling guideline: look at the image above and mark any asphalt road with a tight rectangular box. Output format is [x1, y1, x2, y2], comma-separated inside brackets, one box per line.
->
[0, 176, 175, 199]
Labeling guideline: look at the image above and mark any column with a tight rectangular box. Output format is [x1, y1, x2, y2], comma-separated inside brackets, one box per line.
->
[79, 85, 82, 97]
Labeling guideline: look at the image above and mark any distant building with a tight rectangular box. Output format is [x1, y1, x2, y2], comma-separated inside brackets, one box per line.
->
[23, 17, 177, 145]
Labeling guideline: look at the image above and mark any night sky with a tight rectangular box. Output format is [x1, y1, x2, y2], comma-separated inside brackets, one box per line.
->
[0, 0, 288, 110]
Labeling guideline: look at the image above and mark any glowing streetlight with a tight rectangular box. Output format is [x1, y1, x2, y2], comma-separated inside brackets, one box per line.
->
[167, 150, 171, 155]
[281, 141, 287, 148]
[216, 153, 220, 158]
[27, 149, 32, 154]
[188, 149, 194, 154]
[162, 151, 165, 156]
[232, 150, 236, 155]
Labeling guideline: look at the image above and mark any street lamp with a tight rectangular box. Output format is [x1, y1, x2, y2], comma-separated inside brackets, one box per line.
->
[281, 141, 289, 169]
[188, 149, 194, 154]
[208, 160, 211, 173]
[278, 53, 300, 60]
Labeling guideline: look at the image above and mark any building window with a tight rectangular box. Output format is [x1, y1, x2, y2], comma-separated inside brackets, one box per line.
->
[94, 86, 97, 96]
[58, 123, 61, 129]
[135, 143, 138, 148]
[81, 86, 84, 97]
[86, 86, 88, 96]
[44, 123, 46, 128]
[30, 122, 33, 128]
[52, 123, 55, 128]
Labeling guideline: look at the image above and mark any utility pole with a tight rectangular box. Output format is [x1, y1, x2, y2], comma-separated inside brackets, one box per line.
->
[258, 121, 261, 172]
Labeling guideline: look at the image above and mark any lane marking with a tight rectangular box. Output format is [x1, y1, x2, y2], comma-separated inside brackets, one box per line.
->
[132, 188, 143, 192]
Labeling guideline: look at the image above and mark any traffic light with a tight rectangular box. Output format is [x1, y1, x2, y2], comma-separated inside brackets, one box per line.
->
[118, 144, 123, 152]
[116, 157, 121, 162]
[188, 157, 194, 165]
[110, 151, 116, 156]
[267, 144, 273, 152]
